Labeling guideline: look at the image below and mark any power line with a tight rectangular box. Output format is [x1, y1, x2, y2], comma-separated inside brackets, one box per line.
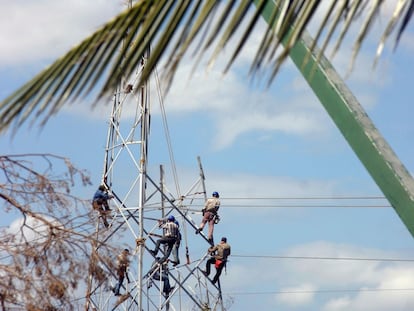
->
[211, 204, 391, 208]
[232, 254, 414, 262]
[185, 196, 388, 201]
[226, 288, 414, 296]
[180, 195, 392, 209]
[220, 196, 387, 200]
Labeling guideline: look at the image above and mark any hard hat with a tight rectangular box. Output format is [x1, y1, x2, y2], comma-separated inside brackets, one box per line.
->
[212, 191, 219, 197]
[168, 215, 175, 221]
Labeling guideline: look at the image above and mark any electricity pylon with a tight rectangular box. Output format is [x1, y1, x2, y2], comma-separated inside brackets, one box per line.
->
[84, 50, 226, 310]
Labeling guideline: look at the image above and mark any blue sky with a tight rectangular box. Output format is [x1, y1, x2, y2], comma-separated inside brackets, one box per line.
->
[2, 1, 414, 310]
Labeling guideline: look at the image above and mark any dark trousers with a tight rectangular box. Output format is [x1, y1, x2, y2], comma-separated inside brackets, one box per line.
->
[114, 275, 124, 295]
[154, 271, 171, 294]
[114, 268, 129, 295]
[153, 236, 176, 263]
[205, 257, 225, 284]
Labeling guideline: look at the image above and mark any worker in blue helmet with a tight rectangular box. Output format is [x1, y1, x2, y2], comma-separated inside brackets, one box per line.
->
[170, 216, 182, 267]
[92, 184, 114, 228]
[163, 215, 181, 266]
[149, 215, 179, 264]
[202, 237, 231, 284]
[196, 191, 220, 244]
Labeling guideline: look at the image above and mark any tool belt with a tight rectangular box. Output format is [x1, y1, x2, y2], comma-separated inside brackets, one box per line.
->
[215, 259, 223, 269]
[214, 214, 220, 224]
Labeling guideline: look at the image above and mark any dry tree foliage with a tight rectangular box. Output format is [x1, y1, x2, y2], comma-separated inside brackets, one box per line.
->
[0, 154, 115, 310]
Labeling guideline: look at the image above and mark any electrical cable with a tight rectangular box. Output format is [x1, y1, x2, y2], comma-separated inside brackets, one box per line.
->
[174, 196, 391, 209]
[232, 254, 414, 262]
[154, 67, 181, 197]
[226, 287, 414, 296]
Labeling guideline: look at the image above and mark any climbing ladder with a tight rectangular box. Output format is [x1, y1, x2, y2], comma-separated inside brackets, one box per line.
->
[84, 49, 227, 310]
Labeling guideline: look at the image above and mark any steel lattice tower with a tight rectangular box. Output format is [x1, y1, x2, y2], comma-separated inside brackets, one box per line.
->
[84, 47, 227, 310]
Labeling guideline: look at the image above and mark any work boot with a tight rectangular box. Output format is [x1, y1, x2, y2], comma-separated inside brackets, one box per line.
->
[166, 286, 175, 296]
[171, 260, 180, 267]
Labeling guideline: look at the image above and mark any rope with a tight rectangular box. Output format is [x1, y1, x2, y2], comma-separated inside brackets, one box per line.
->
[154, 67, 181, 197]
[154, 66, 197, 270]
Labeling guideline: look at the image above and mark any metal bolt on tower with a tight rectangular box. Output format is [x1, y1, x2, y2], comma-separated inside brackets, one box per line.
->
[84, 49, 228, 311]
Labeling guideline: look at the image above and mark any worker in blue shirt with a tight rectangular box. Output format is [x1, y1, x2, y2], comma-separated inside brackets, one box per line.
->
[92, 185, 114, 227]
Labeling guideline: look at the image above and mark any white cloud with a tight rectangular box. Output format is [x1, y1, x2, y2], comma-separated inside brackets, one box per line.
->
[274, 283, 317, 307]
[198, 171, 339, 199]
[279, 242, 383, 286]
[215, 109, 323, 149]
[0, 0, 124, 66]
[226, 241, 414, 310]
[322, 296, 351, 311]
[322, 278, 414, 311]
[380, 266, 414, 288]
[7, 215, 62, 244]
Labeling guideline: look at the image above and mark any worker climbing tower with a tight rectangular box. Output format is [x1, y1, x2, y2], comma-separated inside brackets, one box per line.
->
[84, 5, 228, 311]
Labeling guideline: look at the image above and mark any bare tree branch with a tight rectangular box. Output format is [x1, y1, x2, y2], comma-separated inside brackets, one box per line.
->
[0, 154, 117, 310]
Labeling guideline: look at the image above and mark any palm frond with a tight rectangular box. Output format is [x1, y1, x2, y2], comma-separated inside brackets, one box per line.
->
[349, 0, 382, 73]
[331, 0, 365, 59]
[375, 0, 407, 67]
[1, 0, 412, 134]
[396, 0, 414, 46]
